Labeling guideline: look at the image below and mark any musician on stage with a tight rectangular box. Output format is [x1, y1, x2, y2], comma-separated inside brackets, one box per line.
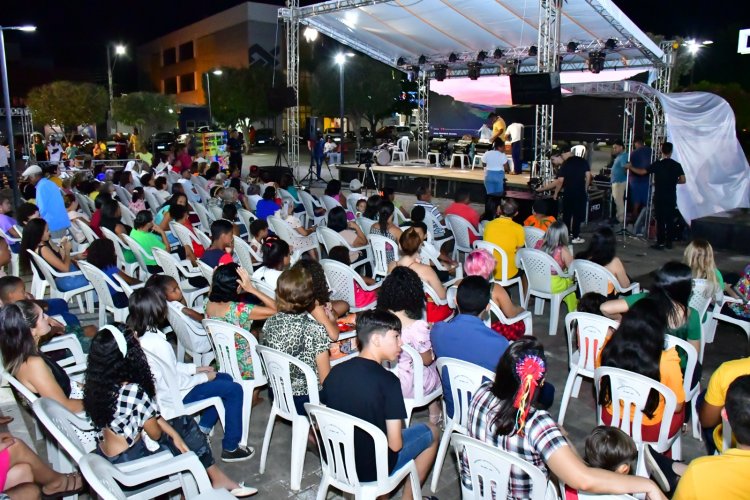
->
[488, 112, 507, 143]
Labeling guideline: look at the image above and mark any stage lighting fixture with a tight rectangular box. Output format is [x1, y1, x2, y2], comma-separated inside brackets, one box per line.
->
[418, 54, 427, 65]
[566, 41, 578, 53]
[605, 38, 618, 50]
[397, 57, 406, 66]
[433, 64, 448, 81]
[467, 62, 482, 80]
[493, 48, 504, 59]
[477, 50, 487, 62]
[448, 52, 458, 63]
[588, 51, 605, 73]
[528, 46, 538, 57]
[504, 58, 519, 75]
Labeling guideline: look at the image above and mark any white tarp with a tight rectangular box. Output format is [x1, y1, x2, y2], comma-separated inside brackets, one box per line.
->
[661, 92, 750, 222]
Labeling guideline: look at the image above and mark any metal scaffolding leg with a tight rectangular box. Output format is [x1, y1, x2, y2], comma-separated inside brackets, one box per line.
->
[285, 0, 300, 174]
[416, 71, 429, 161]
[534, 0, 562, 184]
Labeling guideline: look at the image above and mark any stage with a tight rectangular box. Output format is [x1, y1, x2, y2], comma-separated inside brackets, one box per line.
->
[336, 161, 532, 202]
[691, 209, 750, 254]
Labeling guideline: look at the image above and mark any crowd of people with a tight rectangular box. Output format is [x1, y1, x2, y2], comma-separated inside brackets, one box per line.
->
[0, 141, 748, 500]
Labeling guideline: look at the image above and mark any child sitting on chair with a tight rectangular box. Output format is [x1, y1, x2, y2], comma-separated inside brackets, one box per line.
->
[524, 199, 556, 231]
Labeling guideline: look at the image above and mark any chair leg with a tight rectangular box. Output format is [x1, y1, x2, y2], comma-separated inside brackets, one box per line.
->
[572, 375, 583, 398]
[75, 294, 85, 315]
[548, 295, 561, 336]
[533, 297, 545, 316]
[177, 343, 186, 364]
[671, 435, 682, 461]
[239, 385, 253, 447]
[557, 371, 578, 426]
[691, 398, 702, 440]
[290, 418, 310, 491]
[316, 477, 330, 500]
[259, 408, 277, 474]
[408, 463, 423, 498]
[430, 425, 454, 493]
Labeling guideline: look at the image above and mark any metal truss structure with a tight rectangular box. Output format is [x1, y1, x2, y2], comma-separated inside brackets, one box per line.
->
[416, 70, 430, 160]
[0, 107, 34, 157]
[283, 0, 301, 170]
[534, 0, 562, 184]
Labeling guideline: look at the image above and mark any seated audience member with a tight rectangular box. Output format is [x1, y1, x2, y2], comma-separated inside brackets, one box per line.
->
[376, 266, 441, 424]
[479, 195, 502, 226]
[279, 203, 319, 260]
[221, 203, 245, 237]
[251, 237, 290, 291]
[201, 219, 235, 268]
[170, 203, 204, 261]
[147, 274, 209, 344]
[684, 238, 742, 304]
[524, 198, 556, 231]
[261, 266, 334, 414]
[444, 188, 480, 243]
[86, 239, 140, 308]
[327, 206, 367, 263]
[130, 289, 254, 463]
[583, 426, 638, 473]
[355, 198, 367, 218]
[597, 298, 685, 441]
[15, 202, 40, 228]
[20, 218, 89, 291]
[673, 375, 750, 499]
[388, 228, 450, 322]
[369, 201, 402, 263]
[327, 246, 378, 309]
[177, 167, 201, 203]
[482, 198, 525, 282]
[362, 194, 382, 220]
[248, 219, 268, 257]
[322, 179, 347, 211]
[292, 258, 347, 327]
[82, 327, 257, 496]
[255, 186, 281, 221]
[128, 187, 147, 214]
[0, 193, 20, 248]
[153, 176, 170, 204]
[346, 179, 365, 214]
[699, 354, 750, 454]
[154, 193, 189, 232]
[413, 185, 448, 238]
[321, 310, 438, 500]
[277, 173, 303, 211]
[129, 210, 170, 273]
[64, 194, 90, 244]
[462, 248, 526, 341]
[576, 226, 631, 295]
[535, 220, 577, 312]
[467, 337, 663, 500]
[381, 186, 408, 219]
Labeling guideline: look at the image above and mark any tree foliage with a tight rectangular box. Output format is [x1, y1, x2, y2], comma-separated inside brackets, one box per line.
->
[205, 66, 278, 129]
[112, 92, 176, 136]
[26, 81, 108, 138]
[647, 34, 696, 91]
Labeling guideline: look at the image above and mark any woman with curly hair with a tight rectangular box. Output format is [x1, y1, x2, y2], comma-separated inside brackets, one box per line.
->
[376, 266, 441, 424]
[83, 326, 257, 497]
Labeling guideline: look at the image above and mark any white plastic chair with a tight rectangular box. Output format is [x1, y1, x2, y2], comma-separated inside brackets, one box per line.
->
[201, 319, 268, 447]
[73, 218, 98, 245]
[208, 205, 222, 222]
[194, 183, 212, 205]
[317, 226, 371, 272]
[114, 184, 132, 205]
[251, 278, 276, 299]
[73, 191, 93, 218]
[195, 260, 215, 284]
[0, 227, 20, 276]
[688, 279, 713, 361]
[356, 216, 376, 235]
[256, 346, 320, 491]
[450, 152, 469, 169]
[31, 397, 96, 475]
[152, 248, 209, 308]
[482, 299, 533, 337]
[237, 208, 258, 234]
[558, 312, 619, 425]
[39, 333, 88, 376]
[451, 433, 553, 500]
[424, 281, 455, 320]
[571, 144, 587, 158]
[305, 403, 422, 500]
[191, 202, 212, 233]
[423, 211, 453, 247]
[167, 301, 215, 366]
[169, 221, 210, 255]
[431, 357, 495, 492]
[298, 190, 327, 227]
[517, 248, 576, 336]
[664, 334, 701, 440]
[247, 194, 262, 212]
[446, 214, 481, 261]
[368, 233, 399, 279]
[710, 295, 749, 344]
[470, 153, 484, 170]
[392, 136, 409, 164]
[100, 227, 141, 278]
[118, 202, 135, 227]
[473, 240, 525, 307]
[26, 250, 94, 314]
[385, 344, 442, 425]
[320, 259, 381, 312]
[523, 226, 545, 249]
[143, 189, 161, 215]
[570, 259, 640, 297]
[78, 261, 130, 327]
[119, 233, 155, 280]
[593, 366, 682, 470]
[233, 235, 262, 271]
[267, 215, 318, 263]
[321, 195, 342, 213]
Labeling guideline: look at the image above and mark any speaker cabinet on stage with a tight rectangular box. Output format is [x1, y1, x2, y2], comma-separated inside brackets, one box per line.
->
[257, 166, 294, 183]
[510, 72, 561, 105]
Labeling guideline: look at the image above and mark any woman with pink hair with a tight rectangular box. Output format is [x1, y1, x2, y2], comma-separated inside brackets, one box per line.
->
[464, 248, 527, 341]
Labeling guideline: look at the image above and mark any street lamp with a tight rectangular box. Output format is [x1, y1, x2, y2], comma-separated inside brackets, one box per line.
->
[0, 24, 37, 208]
[205, 69, 222, 126]
[334, 52, 354, 164]
[107, 43, 127, 130]
[685, 39, 712, 84]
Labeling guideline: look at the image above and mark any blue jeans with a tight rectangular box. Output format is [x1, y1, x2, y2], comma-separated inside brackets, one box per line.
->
[55, 270, 89, 292]
[485, 170, 505, 196]
[182, 372, 244, 451]
[391, 424, 434, 474]
[45, 298, 80, 326]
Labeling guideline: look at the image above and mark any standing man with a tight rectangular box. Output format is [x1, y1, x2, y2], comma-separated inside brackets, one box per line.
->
[21, 165, 70, 238]
[626, 137, 652, 223]
[626, 142, 685, 250]
[46, 136, 64, 164]
[227, 130, 243, 170]
[505, 122, 524, 174]
[488, 112, 506, 144]
[313, 134, 326, 182]
[129, 127, 141, 156]
[536, 145, 591, 244]
[481, 139, 510, 196]
[610, 139, 628, 224]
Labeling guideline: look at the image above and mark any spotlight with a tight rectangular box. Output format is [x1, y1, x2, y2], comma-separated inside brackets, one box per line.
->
[493, 48, 504, 59]
[448, 53, 458, 63]
[477, 50, 487, 62]
[467, 62, 482, 80]
[528, 46, 538, 57]
[566, 41, 579, 53]
[588, 51, 606, 73]
[433, 64, 448, 81]
[504, 59, 519, 75]
[605, 38, 618, 50]
[407, 65, 421, 81]
[418, 54, 427, 65]
[397, 57, 406, 66]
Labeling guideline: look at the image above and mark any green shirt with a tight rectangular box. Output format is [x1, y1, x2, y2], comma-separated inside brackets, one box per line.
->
[129, 229, 166, 266]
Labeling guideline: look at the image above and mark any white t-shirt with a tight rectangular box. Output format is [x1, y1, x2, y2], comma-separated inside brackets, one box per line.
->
[478, 124, 493, 142]
[47, 143, 63, 162]
[324, 142, 338, 154]
[506, 123, 523, 143]
[0, 145, 8, 168]
[483, 150, 508, 171]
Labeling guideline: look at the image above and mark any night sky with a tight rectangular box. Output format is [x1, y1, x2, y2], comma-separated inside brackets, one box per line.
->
[3, 0, 748, 98]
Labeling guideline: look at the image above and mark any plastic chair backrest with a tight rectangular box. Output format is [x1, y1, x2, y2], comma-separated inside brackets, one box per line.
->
[356, 216, 376, 234]
[32, 398, 94, 464]
[152, 247, 181, 279]
[318, 226, 349, 254]
[565, 312, 617, 375]
[571, 145, 586, 158]
[195, 260, 215, 283]
[320, 259, 358, 306]
[201, 319, 267, 386]
[208, 205, 222, 222]
[167, 301, 210, 355]
[517, 248, 564, 293]
[299, 190, 324, 221]
[523, 226, 545, 249]
[664, 334, 699, 397]
[397, 136, 410, 152]
[369, 233, 398, 277]
[237, 208, 257, 233]
[445, 215, 477, 252]
[435, 358, 495, 431]
[74, 219, 98, 244]
[191, 203, 212, 232]
[74, 192, 92, 218]
[267, 215, 295, 246]
[451, 433, 549, 500]
[120, 233, 153, 276]
[143, 189, 160, 214]
[251, 278, 276, 299]
[118, 202, 135, 227]
[100, 227, 129, 268]
[570, 259, 619, 296]
[474, 240, 514, 282]
[593, 366, 677, 445]
[169, 220, 201, 248]
[26, 250, 72, 295]
[77, 261, 120, 310]
[256, 345, 320, 421]
[689, 279, 713, 319]
[233, 236, 261, 271]
[247, 194, 262, 211]
[278, 188, 301, 205]
[115, 185, 132, 204]
[321, 195, 341, 212]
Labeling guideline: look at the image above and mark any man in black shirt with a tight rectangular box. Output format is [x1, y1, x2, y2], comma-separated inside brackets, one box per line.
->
[626, 141, 685, 249]
[536, 145, 592, 243]
[227, 130, 243, 169]
[321, 310, 438, 499]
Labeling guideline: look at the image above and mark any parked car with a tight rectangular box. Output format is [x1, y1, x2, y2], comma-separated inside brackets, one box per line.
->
[146, 131, 176, 154]
[374, 125, 415, 142]
[253, 128, 275, 147]
[324, 127, 343, 143]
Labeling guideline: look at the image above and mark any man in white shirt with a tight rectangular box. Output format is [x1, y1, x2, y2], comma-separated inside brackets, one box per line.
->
[482, 140, 510, 196]
[177, 168, 201, 203]
[505, 122, 524, 174]
[324, 136, 340, 166]
[46, 137, 64, 164]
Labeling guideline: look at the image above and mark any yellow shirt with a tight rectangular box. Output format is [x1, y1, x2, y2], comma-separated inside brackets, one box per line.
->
[482, 216, 524, 279]
[49, 176, 63, 187]
[673, 448, 750, 500]
[704, 357, 750, 451]
[129, 134, 140, 152]
[491, 117, 506, 141]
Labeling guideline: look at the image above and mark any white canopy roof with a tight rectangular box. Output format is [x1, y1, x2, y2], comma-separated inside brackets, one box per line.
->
[283, 0, 664, 75]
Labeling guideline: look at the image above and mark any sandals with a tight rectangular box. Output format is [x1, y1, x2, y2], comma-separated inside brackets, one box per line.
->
[42, 472, 84, 499]
[230, 483, 258, 498]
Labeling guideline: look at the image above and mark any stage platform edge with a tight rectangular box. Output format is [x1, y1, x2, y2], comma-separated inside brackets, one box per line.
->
[691, 209, 750, 253]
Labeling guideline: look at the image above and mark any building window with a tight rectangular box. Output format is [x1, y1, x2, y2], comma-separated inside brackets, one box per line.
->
[179, 41, 194, 61]
[179, 73, 195, 93]
[163, 47, 176, 66]
[164, 77, 177, 94]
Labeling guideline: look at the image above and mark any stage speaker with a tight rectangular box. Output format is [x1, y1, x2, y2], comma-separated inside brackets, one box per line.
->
[266, 86, 297, 110]
[257, 166, 293, 183]
[510, 72, 561, 105]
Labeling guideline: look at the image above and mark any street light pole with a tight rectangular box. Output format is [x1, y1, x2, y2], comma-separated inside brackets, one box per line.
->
[107, 44, 125, 132]
[205, 69, 222, 126]
[0, 25, 36, 209]
[339, 61, 345, 165]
